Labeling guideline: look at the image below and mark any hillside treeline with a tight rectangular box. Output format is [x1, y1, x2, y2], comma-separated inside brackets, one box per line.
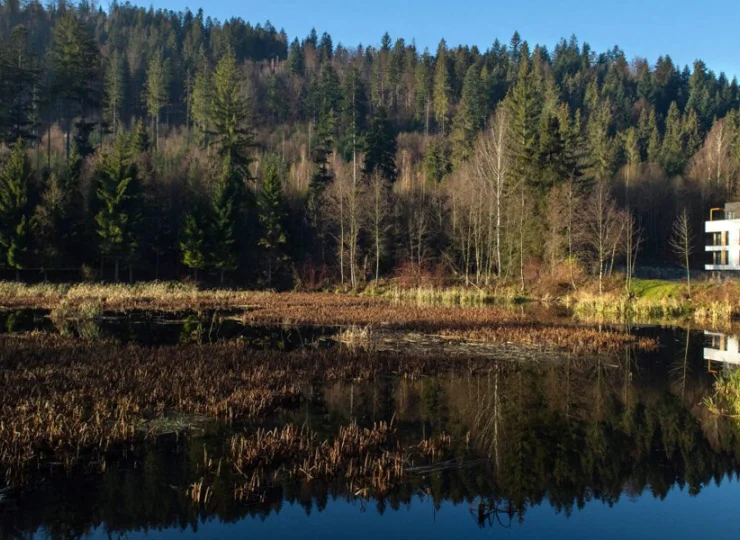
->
[0, 0, 738, 287]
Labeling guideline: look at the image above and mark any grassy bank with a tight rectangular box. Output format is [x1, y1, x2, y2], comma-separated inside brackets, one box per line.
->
[567, 278, 738, 324]
[3, 276, 738, 328]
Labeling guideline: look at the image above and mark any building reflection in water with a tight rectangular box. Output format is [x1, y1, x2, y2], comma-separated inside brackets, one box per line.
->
[704, 331, 740, 373]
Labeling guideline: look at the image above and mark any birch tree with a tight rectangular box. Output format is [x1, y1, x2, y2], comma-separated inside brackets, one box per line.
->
[669, 208, 694, 296]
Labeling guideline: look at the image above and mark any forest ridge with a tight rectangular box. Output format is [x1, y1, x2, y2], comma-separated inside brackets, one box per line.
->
[0, 0, 737, 287]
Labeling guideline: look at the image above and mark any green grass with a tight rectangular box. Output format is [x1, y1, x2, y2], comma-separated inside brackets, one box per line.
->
[629, 279, 685, 300]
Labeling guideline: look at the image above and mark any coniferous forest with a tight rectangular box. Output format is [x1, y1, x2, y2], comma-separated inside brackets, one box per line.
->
[0, 0, 738, 287]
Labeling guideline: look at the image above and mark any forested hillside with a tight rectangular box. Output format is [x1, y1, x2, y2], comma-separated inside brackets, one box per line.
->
[0, 0, 737, 287]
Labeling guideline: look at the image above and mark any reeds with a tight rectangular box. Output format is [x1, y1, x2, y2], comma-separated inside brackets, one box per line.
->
[337, 324, 374, 350]
[704, 369, 740, 417]
[0, 332, 521, 486]
[439, 324, 657, 354]
[230, 420, 416, 501]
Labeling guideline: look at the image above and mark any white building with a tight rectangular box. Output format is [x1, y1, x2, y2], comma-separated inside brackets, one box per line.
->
[705, 202, 740, 271]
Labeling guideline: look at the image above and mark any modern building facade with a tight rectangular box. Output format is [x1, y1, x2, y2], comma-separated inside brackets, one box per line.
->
[705, 202, 740, 271]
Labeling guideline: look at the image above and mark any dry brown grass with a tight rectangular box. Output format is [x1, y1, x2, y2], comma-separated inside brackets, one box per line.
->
[229, 421, 460, 502]
[0, 333, 521, 485]
[439, 324, 657, 354]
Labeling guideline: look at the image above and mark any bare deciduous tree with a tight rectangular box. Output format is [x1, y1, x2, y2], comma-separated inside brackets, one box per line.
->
[669, 208, 695, 296]
[585, 180, 624, 295]
[367, 171, 391, 287]
[474, 107, 511, 279]
[331, 156, 363, 288]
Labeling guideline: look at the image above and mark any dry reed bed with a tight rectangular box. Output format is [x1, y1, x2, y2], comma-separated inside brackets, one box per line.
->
[0, 282, 279, 311]
[229, 422, 452, 502]
[0, 333, 519, 485]
[438, 325, 658, 354]
[233, 294, 656, 353]
[0, 285, 657, 354]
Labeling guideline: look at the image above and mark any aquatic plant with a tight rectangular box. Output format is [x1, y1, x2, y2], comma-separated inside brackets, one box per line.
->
[705, 369, 740, 417]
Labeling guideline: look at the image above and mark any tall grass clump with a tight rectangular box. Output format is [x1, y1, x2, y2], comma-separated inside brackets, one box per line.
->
[386, 286, 523, 307]
[705, 369, 740, 417]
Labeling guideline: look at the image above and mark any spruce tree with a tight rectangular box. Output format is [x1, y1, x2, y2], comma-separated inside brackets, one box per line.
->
[414, 50, 432, 129]
[507, 54, 541, 187]
[180, 211, 208, 280]
[50, 12, 101, 161]
[210, 51, 255, 179]
[0, 26, 40, 145]
[104, 50, 125, 140]
[646, 110, 662, 164]
[340, 66, 368, 160]
[94, 137, 141, 282]
[661, 101, 685, 176]
[32, 151, 82, 275]
[451, 63, 486, 163]
[258, 155, 287, 284]
[585, 99, 616, 182]
[0, 141, 32, 279]
[210, 158, 239, 284]
[190, 63, 212, 143]
[682, 107, 702, 158]
[433, 40, 452, 135]
[363, 105, 398, 182]
[144, 49, 169, 150]
[287, 38, 304, 75]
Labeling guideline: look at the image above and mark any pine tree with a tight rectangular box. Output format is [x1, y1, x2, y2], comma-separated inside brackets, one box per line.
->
[258, 155, 287, 284]
[94, 137, 141, 282]
[363, 105, 398, 182]
[0, 140, 32, 279]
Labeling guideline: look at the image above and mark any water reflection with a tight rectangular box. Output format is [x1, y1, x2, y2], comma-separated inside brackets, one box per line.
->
[2, 334, 739, 539]
[0, 308, 336, 349]
[704, 331, 740, 373]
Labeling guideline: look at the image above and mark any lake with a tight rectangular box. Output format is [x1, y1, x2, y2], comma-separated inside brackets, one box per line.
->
[2, 310, 740, 539]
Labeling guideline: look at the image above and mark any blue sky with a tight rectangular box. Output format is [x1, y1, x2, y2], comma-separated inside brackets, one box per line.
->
[129, 0, 740, 78]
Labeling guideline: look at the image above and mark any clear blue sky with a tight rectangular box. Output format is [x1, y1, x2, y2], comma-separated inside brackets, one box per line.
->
[130, 0, 740, 78]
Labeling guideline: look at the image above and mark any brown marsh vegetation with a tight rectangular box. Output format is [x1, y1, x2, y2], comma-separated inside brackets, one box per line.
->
[0, 322, 652, 487]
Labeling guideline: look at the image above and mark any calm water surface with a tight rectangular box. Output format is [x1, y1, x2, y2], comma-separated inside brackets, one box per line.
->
[3, 312, 740, 539]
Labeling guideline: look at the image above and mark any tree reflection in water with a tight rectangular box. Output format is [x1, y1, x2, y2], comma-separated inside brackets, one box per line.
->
[2, 327, 739, 539]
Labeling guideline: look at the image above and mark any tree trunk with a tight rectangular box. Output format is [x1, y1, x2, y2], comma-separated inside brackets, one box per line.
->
[220, 269, 225, 285]
[114, 259, 120, 283]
